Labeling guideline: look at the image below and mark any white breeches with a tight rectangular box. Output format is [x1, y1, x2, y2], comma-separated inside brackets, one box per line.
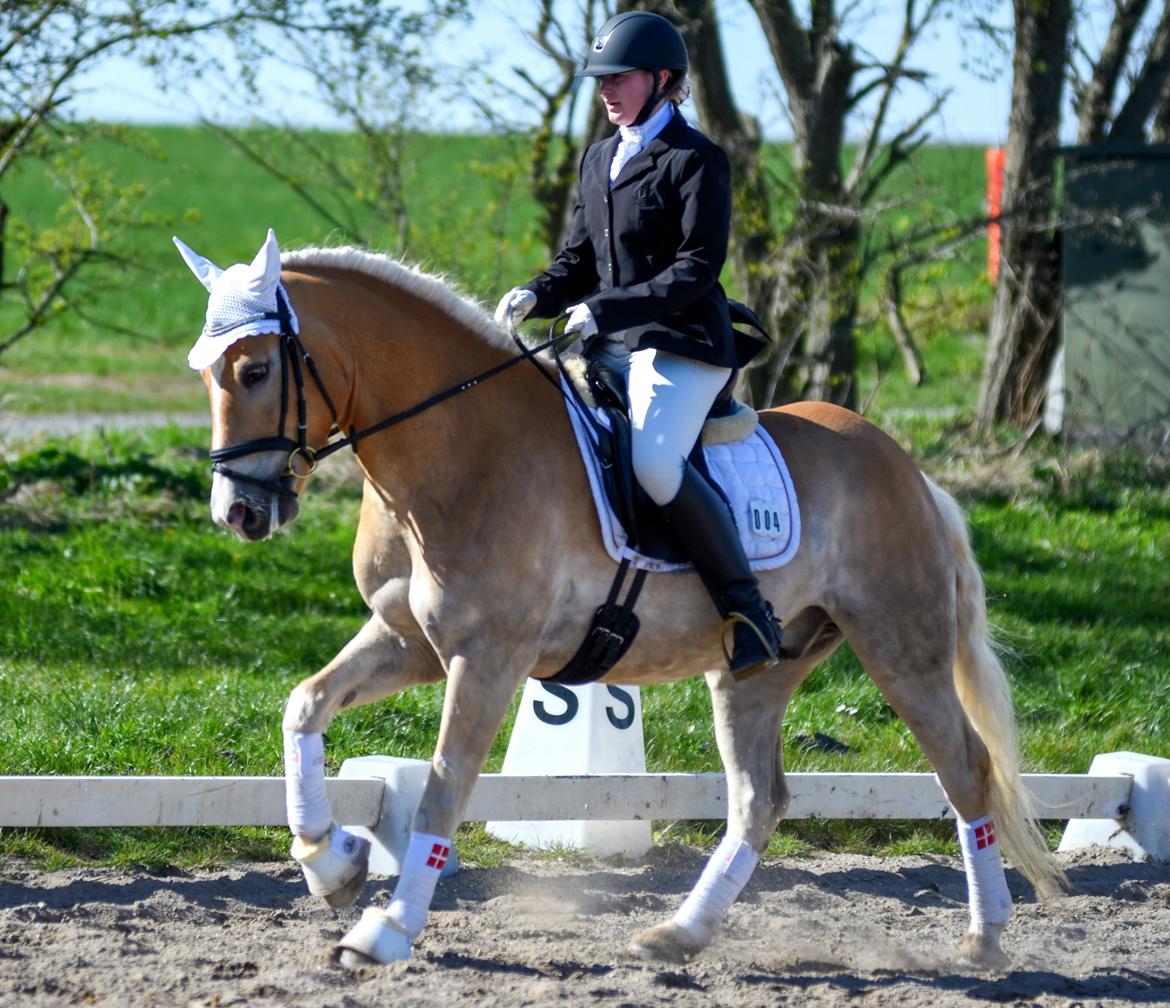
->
[590, 339, 732, 506]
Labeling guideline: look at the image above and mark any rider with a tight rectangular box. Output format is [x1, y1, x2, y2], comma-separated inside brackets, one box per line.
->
[494, 11, 783, 680]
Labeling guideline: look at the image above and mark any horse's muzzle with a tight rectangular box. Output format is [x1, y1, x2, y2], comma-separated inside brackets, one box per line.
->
[214, 474, 299, 541]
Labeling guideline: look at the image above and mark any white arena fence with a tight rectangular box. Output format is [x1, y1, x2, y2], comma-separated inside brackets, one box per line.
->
[0, 770, 1134, 829]
[1, 686, 1165, 864]
[1, 760, 1166, 869]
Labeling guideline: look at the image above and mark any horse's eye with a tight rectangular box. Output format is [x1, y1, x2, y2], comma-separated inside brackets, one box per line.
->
[242, 364, 270, 388]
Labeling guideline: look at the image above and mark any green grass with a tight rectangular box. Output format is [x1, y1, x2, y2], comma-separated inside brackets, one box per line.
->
[0, 426, 1165, 867]
[0, 126, 547, 412]
[0, 125, 993, 414]
[2, 125, 1164, 869]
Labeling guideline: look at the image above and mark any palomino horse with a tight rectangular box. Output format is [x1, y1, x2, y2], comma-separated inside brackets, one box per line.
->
[178, 231, 1061, 971]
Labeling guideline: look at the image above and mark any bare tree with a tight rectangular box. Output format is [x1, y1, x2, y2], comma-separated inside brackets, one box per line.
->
[973, 0, 1072, 435]
[1073, 0, 1170, 144]
[975, 0, 1169, 433]
[192, 3, 468, 256]
[471, 1, 614, 258]
[646, 0, 950, 408]
[0, 1, 465, 358]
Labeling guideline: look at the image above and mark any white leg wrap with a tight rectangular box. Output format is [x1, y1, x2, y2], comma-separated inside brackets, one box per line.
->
[386, 831, 453, 940]
[671, 836, 758, 946]
[283, 729, 332, 840]
[957, 814, 1012, 927]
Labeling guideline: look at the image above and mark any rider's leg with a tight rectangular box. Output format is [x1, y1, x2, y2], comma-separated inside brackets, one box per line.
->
[627, 349, 784, 680]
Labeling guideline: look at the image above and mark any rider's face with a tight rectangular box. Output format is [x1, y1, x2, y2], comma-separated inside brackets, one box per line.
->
[598, 70, 662, 126]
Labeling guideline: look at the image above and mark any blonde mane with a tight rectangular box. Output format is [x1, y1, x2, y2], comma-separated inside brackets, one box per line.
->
[280, 245, 515, 353]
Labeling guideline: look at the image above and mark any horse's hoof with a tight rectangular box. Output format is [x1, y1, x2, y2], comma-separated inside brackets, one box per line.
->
[334, 946, 377, 971]
[335, 946, 379, 971]
[323, 856, 370, 909]
[335, 907, 412, 968]
[958, 923, 1009, 971]
[291, 824, 371, 908]
[628, 922, 703, 964]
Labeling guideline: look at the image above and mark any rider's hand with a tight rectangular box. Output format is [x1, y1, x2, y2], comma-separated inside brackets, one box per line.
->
[565, 302, 598, 339]
[494, 288, 537, 327]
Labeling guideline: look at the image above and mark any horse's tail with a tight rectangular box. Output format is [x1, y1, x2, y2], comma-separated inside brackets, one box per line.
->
[925, 476, 1066, 896]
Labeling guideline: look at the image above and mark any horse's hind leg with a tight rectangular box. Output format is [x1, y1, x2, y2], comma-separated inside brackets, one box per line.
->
[630, 662, 810, 963]
[283, 615, 443, 908]
[853, 637, 1014, 969]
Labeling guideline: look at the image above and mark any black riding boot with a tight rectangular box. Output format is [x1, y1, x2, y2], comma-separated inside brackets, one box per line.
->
[662, 463, 784, 680]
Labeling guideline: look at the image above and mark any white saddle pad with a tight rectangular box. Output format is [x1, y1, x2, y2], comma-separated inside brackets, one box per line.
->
[564, 390, 802, 574]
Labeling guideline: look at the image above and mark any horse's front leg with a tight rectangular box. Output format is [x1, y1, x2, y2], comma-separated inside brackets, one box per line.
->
[335, 652, 526, 969]
[630, 661, 809, 963]
[283, 615, 443, 908]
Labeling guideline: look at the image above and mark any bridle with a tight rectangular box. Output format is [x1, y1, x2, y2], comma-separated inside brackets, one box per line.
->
[208, 291, 571, 498]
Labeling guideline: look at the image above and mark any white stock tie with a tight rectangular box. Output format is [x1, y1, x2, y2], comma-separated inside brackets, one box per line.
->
[608, 103, 675, 186]
[610, 130, 642, 185]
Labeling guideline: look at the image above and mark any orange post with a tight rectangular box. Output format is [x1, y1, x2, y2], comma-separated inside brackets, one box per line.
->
[985, 147, 1006, 283]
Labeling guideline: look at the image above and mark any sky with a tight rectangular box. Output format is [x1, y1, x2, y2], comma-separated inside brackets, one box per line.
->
[68, 0, 1029, 145]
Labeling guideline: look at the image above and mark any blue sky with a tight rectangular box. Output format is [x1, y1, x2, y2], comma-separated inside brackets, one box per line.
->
[70, 0, 1033, 145]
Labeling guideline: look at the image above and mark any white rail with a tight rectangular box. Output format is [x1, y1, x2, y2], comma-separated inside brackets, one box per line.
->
[0, 772, 1132, 828]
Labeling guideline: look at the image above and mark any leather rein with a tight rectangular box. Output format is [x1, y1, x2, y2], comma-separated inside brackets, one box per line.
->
[209, 292, 570, 498]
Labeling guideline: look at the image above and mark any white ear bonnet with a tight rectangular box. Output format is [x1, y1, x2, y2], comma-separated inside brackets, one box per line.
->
[174, 228, 300, 370]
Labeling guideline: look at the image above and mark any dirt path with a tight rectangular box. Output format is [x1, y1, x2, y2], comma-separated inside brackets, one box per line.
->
[0, 412, 207, 441]
[1, 845, 1166, 1007]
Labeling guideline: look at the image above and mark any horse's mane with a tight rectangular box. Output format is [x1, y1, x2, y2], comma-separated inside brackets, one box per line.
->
[280, 245, 515, 353]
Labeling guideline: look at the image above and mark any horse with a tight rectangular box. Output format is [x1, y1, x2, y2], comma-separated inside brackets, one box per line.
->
[178, 230, 1062, 972]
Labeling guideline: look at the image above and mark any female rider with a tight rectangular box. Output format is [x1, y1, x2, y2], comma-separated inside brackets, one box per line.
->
[495, 11, 783, 680]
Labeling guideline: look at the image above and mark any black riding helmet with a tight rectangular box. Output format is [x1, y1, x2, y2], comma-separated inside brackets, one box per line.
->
[578, 11, 688, 125]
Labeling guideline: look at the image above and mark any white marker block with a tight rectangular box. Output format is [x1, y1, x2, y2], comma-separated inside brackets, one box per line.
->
[487, 680, 653, 858]
[1058, 751, 1170, 863]
[338, 755, 460, 878]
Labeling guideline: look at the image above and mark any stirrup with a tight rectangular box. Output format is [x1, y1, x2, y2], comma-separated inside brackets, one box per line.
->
[720, 611, 781, 682]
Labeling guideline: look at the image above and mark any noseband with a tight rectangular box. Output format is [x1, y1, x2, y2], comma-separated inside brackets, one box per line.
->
[209, 292, 570, 499]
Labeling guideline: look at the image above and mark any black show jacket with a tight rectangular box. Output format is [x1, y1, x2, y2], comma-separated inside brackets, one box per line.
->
[524, 112, 746, 369]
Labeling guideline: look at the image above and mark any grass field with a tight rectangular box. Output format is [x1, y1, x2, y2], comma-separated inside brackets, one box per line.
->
[1, 125, 1165, 869]
[0, 424, 1166, 866]
[0, 125, 992, 414]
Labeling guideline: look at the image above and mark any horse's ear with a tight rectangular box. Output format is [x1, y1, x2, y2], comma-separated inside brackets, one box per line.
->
[173, 235, 223, 292]
[251, 228, 282, 288]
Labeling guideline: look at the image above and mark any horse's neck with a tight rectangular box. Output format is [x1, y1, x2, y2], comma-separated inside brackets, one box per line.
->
[309, 278, 567, 513]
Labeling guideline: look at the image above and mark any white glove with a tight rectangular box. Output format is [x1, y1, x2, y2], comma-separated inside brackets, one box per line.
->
[494, 288, 536, 327]
[565, 302, 598, 339]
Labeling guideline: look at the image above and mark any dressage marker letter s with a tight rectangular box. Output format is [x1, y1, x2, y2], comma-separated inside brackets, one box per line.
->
[532, 682, 579, 726]
[532, 682, 635, 730]
[487, 681, 652, 857]
[605, 686, 637, 729]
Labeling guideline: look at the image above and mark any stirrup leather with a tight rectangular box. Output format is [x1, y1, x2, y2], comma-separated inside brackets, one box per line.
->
[720, 611, 781, 682]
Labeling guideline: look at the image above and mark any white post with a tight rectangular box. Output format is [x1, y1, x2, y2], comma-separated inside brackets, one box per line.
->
[486, 680, 653, 857]
[1058, 751, 1170, 862]
[339, 755, 460, 878]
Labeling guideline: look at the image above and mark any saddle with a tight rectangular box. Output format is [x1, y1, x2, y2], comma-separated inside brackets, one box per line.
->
[546, 301, 772, 687]
[581, 356, 735, 564]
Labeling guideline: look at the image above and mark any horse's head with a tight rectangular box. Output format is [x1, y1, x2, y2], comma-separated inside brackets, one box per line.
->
[176, 229, 315, 541]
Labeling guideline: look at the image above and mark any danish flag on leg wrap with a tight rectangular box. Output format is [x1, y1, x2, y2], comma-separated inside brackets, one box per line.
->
[426, 843, 451, 871]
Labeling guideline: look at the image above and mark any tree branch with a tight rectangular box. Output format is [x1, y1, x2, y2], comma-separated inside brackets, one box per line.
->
[1072, 0, 1151, 144]
[1110, 0, 1170, 141]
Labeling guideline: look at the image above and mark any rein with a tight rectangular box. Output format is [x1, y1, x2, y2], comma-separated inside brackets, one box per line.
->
[210, 293, 571, 498]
